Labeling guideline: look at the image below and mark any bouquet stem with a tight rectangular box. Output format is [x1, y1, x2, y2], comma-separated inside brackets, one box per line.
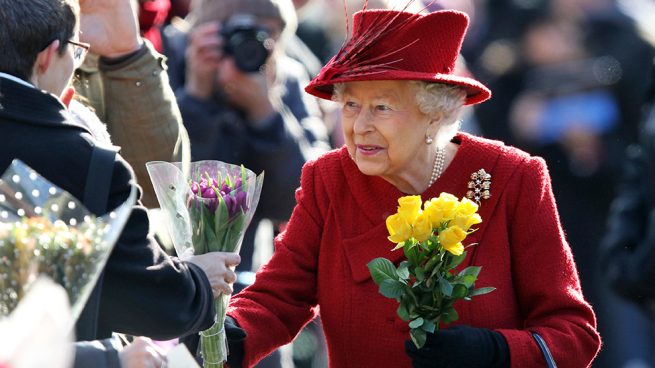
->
[200, 294, 230, 368]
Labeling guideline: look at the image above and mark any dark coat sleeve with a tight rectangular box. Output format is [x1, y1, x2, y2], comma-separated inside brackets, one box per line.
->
[96, 154, 215, 340]
[73, 338, 122, 368]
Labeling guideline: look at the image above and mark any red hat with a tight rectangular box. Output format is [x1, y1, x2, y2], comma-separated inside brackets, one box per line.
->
[305, 9, 491, 105]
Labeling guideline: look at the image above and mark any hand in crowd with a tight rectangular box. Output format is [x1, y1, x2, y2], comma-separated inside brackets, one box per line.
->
[119, 337, 167, 368]
[187, 252, 241, 297]
[404, 325, 509, 368]
[78, 0, 143, 58]
[216, 57, 275, 124]
[185, 22, 223, 99]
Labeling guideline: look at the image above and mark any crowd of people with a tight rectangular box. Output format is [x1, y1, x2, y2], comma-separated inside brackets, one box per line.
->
[0, 0, 653, 367]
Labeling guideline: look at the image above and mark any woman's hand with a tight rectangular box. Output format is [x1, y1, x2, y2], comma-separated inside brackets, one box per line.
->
[187, 252, 241, 297]
[404, 325, 510, 368]
[119, 337, 167, 368]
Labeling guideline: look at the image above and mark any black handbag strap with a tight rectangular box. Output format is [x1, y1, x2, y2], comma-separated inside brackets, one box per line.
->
[531, 332, 557, 368]
[84, 144, 119, 214]
[76, 143, 118, 341]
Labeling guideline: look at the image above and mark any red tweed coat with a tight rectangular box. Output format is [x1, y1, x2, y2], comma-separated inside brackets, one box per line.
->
[228, 132, 601, 367]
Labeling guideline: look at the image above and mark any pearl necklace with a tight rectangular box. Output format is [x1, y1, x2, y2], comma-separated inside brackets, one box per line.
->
[428, 147, 446, 187]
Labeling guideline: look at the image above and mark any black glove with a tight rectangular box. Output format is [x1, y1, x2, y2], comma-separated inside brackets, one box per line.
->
[404, 325, 510, 368]
[225, 315, 247, 368]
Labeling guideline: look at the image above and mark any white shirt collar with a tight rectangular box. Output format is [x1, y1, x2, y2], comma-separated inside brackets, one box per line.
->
[0, 72, 36, 89]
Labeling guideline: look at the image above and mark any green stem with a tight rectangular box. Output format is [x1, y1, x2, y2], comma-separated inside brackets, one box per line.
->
[200, 294, 230, 368]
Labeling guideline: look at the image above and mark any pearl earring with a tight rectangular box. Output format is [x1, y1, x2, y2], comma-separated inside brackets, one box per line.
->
[425, 135, 433, 145]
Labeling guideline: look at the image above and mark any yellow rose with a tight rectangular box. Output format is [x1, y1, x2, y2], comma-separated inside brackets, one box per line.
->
[425, 193, 458, 227]
[452, 213, 482, 232]
[443, 241, 464, 256]
[397, 195, 422, 224]
[412, 212, 432, 242]
[438, 226, 467, 255]
[454, 198, 479, 217]
[386, 213, 413, 244]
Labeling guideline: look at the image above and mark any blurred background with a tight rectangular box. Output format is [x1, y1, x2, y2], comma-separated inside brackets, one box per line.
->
[142, 0, 655, 366]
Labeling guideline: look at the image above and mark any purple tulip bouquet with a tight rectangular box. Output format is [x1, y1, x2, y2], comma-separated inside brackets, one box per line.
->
[147, 160, 263, 368]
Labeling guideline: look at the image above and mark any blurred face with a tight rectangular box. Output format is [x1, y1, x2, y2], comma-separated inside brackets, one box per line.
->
[36, 29, 85, 97]
[340, 80, 435, 190]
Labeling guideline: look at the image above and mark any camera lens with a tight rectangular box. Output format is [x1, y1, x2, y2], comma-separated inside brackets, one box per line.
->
[221, 15, 273, 73]
[229, 32, 270, 73]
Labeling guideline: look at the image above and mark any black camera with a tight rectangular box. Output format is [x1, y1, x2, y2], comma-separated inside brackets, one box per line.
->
[221, 14, 273, 73]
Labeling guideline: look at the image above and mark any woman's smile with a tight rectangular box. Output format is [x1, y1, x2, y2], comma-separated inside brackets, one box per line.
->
[356, 144, 384, 156]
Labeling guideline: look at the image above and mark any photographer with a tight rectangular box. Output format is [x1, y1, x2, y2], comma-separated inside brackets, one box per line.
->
[162, 0, 330, 282]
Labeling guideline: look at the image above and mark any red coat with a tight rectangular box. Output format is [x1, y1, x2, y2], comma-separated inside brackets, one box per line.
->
[228, 133, 601, 367]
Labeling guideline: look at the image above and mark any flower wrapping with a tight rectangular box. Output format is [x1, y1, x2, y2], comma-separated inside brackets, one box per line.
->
[0, 277, 74, 368]
[367, 193, 495, 348]
[147, 160, 263, 368]
[0, 159, 136, 321]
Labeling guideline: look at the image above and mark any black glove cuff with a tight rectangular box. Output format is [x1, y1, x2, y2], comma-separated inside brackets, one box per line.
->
[225, 315, 246, 368]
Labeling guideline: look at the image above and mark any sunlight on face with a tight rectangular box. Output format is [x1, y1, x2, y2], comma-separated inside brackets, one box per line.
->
[340, 80, 433, 189]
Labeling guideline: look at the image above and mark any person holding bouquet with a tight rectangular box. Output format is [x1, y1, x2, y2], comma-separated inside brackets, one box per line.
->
[0, 0, 240, 366]
[223, 6, 601, 368]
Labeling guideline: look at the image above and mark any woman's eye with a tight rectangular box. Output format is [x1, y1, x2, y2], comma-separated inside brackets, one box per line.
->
[375, 105, 391, 111]
[344, 101, 359, 109]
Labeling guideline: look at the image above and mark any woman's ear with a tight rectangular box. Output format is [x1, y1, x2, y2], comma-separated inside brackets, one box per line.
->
[34, 40, 60, 75]
[427, 115, 442, 138]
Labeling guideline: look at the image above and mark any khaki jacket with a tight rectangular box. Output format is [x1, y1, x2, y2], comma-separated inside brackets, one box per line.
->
[74, 40, 185, 208]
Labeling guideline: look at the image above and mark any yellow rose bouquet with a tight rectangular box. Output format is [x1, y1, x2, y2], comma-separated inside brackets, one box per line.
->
[367, 193, 495, 348]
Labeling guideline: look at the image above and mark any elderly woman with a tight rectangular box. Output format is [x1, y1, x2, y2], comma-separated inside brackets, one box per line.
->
[225, 8, 601, 368]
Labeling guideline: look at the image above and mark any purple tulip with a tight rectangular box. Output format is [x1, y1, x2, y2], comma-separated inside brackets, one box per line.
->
[235, 190, 248, 212]
[191, 181, 199, 195]
[206, 197, 219, 212]
[223, 195, 235, 217]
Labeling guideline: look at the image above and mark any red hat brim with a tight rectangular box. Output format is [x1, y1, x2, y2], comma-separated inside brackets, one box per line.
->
[305, 71, 491, 105]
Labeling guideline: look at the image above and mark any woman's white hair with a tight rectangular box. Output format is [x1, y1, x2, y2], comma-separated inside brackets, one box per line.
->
[333, 81, 466, 148]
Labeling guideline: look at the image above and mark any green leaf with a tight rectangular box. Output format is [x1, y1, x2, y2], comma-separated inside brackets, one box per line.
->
[438, 278, 453, 297]
[410, 328, 427, 348]
[397, 302, 410, 321]
[420, 241, 431, 252]
[418, 292, 433, 306]
[240, 165, 247, 190]
[459, 274, 477, 288]
[446, 251, 467, 270]
[414, 267, 425, 282]
[421, 319, 436, 333]
[452, 284, 468, 299]
[458, 266, 481, 278]
[202, 214, 219, 253]
[397, 261, 410, 280]
[441, 307, 459, 324]
[469, 287, 496, 297]
[409, 317, 424, 329]
[379, 279, 404, 299]
[404, 244, 420, 265]
[367, 258, 398, 285]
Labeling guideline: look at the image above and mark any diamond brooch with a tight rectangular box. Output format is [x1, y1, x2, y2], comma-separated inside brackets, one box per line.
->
[467, 169, 491, 204]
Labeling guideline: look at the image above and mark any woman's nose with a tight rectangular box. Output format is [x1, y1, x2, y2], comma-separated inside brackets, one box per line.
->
[353, 108, 374, 134]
